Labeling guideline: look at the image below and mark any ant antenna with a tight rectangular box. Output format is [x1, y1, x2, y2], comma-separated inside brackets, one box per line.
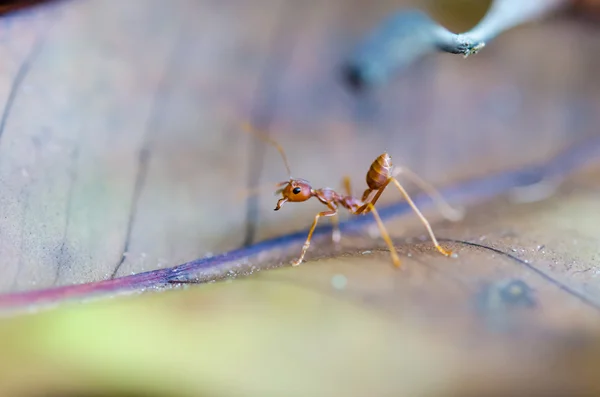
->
[241, 122, 292, 178]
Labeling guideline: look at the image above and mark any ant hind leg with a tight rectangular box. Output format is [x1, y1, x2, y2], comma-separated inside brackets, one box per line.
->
[392, 166, 464, 222]
[389, 177, 452, 257]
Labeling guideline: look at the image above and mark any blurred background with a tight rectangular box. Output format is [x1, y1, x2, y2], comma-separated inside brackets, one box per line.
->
[0, 0, 599, 396]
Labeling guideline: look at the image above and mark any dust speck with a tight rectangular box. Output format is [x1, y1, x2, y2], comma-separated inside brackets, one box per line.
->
[361, 250, 372, 255]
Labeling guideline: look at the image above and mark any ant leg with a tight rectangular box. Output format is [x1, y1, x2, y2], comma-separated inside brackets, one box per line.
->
[393, 167, 464, 221]
[292, 207, 338, 267]
[364, 203, 401, 268]
[390, 177, 452, 257]
[331, 213, 341, 246]
[361, 188, 374, 203]
[330, 175, 353, 247]
[355, 180, 390, 215]
[341, 176, 352, 196]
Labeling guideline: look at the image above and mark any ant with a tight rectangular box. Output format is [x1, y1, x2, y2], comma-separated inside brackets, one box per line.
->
[241, 123, 464, 268]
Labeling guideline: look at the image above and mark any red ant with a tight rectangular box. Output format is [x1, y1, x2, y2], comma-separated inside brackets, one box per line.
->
[242, 123, 464, 268]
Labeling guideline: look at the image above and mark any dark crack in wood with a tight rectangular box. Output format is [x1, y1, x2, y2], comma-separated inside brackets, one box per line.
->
[53, 144, 80, 285]
[242, 2, 304, 247]
[445, 239, 600, 313]
[0, 33, 45, 141]
[109, 30, 190, 279]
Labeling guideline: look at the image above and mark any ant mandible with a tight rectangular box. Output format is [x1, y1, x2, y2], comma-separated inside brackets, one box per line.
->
[241, 123, 464, 268]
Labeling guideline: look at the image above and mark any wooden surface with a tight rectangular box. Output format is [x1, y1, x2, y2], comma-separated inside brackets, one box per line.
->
[0, 0, 598, 294]
[168, 163, 600, 334]
[2, 166, 600, 396]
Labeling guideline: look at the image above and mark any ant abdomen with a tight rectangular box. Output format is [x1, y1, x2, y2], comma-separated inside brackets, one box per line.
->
[362, 153, 393, 200]
[361, 153, 393, 202]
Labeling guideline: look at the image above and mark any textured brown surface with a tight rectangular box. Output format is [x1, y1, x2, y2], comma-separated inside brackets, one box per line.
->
[0, 0, 598, 328]
[2, 3, 600, 396]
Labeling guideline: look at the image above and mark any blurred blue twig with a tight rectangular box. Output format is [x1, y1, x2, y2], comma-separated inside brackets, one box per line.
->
[343, 0, 569, 90]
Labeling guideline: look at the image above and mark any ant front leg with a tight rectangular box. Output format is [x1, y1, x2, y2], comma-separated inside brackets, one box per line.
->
[292, 205, 338, 267]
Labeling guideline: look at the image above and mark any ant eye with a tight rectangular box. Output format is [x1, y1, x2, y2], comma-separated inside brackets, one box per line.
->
[292, 187, 302, 195]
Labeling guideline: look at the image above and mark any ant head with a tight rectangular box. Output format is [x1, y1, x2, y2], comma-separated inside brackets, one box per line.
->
[274, 178, 313, 210]
[240, 123, 313, 211]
